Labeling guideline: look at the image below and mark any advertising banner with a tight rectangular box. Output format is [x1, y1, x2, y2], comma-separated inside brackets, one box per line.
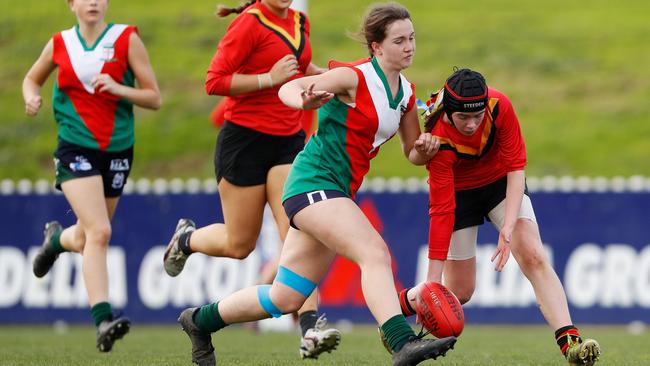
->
[1, 190, 648, 324]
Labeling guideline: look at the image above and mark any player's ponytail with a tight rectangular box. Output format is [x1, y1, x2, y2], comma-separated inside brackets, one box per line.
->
[216, 0, 257, 17]
[423, 91, 445, 133]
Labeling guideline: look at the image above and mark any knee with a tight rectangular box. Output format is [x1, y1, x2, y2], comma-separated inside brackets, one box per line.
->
[517, 246, 548, 273]
[446, 283, 474, 305]
[225, 244, 256, 260]
[454, 290, 474, 305]
[517, 238, 549, 273]
[259, 284, 305, 317]
[513, 222, 549, 272]
[359, 240, 392, 268]
[84, 224, 112, 247]
[225, 236, 258, 259]
[275, 294, 305, 314]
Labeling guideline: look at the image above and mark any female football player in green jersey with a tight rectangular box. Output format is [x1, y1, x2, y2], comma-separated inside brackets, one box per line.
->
[22, 0, 161, 352]
[176, 3, 454, 366]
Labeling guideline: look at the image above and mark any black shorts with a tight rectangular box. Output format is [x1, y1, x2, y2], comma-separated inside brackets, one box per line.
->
[53, 139, 134, 197]
[283, 189, 348, 230]
[454, 176, 530, 231]
[214, 121, 305, 186]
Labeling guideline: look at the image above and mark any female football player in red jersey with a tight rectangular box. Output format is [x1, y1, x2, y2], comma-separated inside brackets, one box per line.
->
[176, 3, 455, 366]
[23, 0, 161, 353]
[397, 68, 601, 365]
[162, 0, 340, 360]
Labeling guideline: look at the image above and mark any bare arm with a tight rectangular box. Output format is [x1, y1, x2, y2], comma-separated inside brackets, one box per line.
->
[278, 67, 358, 110]
[398, 106, 440, 164]
[491, 169, 525, 271]
[229, 54, 301, 95]
[22, 39, 56, 116]
[305, 62, 327, 76]
[91, 32, 161, 110]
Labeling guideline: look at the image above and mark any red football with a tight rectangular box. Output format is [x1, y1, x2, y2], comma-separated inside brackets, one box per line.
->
[415, 281, 464, 338]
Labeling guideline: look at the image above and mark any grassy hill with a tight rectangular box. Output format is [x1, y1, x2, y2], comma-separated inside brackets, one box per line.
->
[1, 0, 649, 180]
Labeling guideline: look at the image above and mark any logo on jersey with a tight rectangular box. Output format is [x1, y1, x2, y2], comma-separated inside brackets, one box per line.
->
[111, 172, 125, 189]
[110, 159, 130, 172]
[69, 156, 92, 172]
[400, 103, 408, 115]
[101, 44, 117, 63]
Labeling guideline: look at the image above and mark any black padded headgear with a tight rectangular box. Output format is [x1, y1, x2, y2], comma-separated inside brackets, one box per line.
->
[442, 68, 488, 122]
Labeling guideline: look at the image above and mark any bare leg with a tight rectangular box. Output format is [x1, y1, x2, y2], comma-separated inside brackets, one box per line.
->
[61, 176, 113, 306]
[510, 219, 572, 329]
[218, 227, 336, 323]
[214, 197, 404, 325]
[189, 179, 266, 259]
[294, 198, 402, 324]
[265, 164, 319, 314]
[59, 198, 119, 253]
[442, 258, 476, 304]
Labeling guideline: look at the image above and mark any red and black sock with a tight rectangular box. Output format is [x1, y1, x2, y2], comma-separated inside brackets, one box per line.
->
[555, 325, 582, 356]
[398, 288, 416, 317]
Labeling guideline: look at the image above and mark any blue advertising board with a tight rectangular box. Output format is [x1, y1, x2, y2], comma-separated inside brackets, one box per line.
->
[1, 188, 649, 325]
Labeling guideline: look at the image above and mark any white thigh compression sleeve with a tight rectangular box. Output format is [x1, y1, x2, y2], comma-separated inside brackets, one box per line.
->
[487, 195, 537, 231]
[447, 226, 479, 260]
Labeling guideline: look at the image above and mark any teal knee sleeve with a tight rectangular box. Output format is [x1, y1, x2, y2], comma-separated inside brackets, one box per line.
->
[276, 266, 317, 297]
[257, 285, 283, 318]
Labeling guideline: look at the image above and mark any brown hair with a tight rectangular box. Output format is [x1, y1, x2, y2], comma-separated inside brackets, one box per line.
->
[424, 105, 445, 133]
[360, 2, 411, 56]
[216, 0, 256, 17]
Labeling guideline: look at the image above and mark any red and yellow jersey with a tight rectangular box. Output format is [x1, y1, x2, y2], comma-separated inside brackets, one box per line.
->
[205, 2, 312, 136]
[426, 88, 526, 258]
[52, 24, 137, 151]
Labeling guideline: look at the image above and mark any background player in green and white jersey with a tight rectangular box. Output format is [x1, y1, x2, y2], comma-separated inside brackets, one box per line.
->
[22, 0, 161, 353]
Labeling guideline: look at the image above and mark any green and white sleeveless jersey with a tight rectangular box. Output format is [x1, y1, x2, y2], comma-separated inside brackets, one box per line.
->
[283, 57, 416, 200]
[52, 24, 137, 151]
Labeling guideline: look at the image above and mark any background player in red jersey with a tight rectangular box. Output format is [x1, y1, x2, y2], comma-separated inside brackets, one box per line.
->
[162, 0, 339, 359]
[398, 68, 601, 366]
[22, 0, 161, 353]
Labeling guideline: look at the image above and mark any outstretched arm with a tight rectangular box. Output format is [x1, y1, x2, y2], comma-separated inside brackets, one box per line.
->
[278, 67, 358, 110]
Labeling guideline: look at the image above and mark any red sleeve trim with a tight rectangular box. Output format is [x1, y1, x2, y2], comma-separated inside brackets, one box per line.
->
[405, 83, 416, 113]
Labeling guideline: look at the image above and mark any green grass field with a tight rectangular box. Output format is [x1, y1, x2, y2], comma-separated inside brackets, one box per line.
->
[1, 0, 649, 180]
[0, 324, 648, 365]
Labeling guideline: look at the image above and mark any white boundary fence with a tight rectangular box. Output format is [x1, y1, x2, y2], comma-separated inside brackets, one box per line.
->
[2, 176, 650, 195]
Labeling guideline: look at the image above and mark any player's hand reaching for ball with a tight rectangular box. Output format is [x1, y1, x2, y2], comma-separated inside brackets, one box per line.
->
[491, 225, 513, 271]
